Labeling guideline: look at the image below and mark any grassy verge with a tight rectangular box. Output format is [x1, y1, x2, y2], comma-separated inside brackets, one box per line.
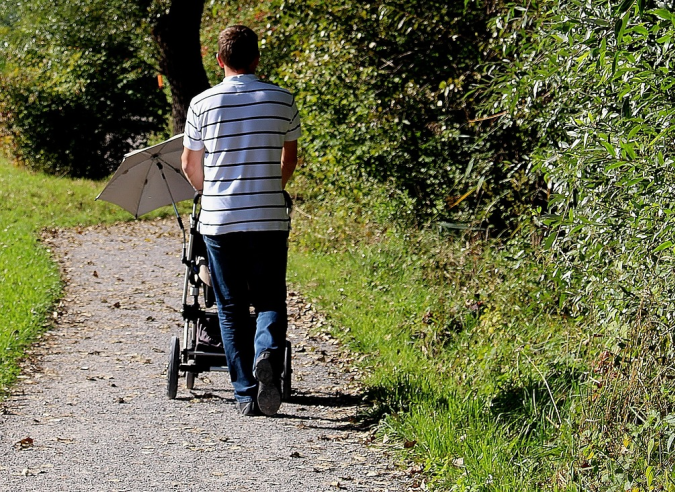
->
[286, 188, 589, 490]
[0, 157, 176, 395]
[287, 179, 675, 490]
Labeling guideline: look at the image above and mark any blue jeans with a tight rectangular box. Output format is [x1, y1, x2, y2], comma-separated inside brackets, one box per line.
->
[203, 231, 288, 402]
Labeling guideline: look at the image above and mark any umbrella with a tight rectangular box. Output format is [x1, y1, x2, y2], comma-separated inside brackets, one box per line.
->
[96, 133, 196, 220]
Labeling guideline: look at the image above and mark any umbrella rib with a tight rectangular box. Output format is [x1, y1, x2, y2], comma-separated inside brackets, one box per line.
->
[156, 155, 179, 172]
[154, 160, 186, 232]
[155, 160, 179, 208]
[132, 158, 157, 218]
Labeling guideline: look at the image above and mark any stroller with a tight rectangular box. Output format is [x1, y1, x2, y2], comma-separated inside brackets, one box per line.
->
[166, 193, 292, 401]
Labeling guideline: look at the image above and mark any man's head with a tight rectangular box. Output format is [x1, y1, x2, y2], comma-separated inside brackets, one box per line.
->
[217, 25, 260, 73]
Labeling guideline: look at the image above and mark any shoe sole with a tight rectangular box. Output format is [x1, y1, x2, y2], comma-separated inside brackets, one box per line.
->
[256, 357, 281, 416]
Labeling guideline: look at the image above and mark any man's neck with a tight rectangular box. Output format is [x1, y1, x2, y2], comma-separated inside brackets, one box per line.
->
[224, 67, 253, 78]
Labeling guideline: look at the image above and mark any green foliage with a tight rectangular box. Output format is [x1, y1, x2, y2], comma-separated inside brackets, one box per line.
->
[475, 0, 675, 487]
[279, 1, 675, 485]
[484, 0, 675, 321]
[0, 0, 168, 178]
[264, 0, 545, 228]
[200, 1, 274, 86]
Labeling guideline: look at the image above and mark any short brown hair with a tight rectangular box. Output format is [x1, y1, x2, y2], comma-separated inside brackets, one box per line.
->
[218, 25, 260, 71]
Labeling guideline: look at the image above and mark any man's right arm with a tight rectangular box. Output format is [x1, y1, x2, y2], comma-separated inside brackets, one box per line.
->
[281, 140, 298, 189]
[182, 147, 205, 192]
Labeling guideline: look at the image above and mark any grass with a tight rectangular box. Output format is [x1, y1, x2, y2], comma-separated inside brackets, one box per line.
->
[0, 156, 177, 394]
[284, 189, 593, 490]
[286, 256, 574, 489]
[283, 180, 675, 490]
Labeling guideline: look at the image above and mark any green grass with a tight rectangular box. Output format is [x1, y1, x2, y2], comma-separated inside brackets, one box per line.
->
[284, 182, 675, 490]
[285, 190, 590, 490]
[0, 157, 177, 394]
[288, 253, 575, 490]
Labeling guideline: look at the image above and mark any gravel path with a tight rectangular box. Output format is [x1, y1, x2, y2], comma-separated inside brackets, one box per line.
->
[0, 219, 416, 492]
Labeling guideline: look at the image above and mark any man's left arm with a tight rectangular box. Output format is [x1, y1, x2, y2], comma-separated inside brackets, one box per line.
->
[281, 140, 298, 189]
[181, 147, 205, 192]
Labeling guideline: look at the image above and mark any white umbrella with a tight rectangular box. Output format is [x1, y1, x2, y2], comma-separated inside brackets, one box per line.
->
[96, 133, 196, 219]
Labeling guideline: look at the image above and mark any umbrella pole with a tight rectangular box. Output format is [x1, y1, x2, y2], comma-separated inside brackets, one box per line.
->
[155, 161, 185, 232]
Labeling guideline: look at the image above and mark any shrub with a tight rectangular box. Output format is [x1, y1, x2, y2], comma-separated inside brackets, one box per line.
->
[0, 0, 168, 179]
[264, 0, 546, 228]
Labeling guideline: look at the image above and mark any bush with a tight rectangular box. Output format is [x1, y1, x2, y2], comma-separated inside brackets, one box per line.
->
[0, 0, 168, 179]
[264, 0, 546, 229]
[479, 2, 675, 486]
[485, 0, 675, 362]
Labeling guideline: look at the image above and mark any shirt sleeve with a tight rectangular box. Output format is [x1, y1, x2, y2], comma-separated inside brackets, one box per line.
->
[285, 97, 301, 142]
[183, 102, 205, 151]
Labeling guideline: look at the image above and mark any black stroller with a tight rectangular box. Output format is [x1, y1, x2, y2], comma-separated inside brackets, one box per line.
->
[166, 193, 292, 400]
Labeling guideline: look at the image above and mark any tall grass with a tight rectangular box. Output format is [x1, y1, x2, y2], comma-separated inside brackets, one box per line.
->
[286, 187, 588, 490]
[0, 157, 172, 394]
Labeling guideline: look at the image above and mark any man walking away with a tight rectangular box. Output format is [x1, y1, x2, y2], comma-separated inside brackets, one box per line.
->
[181, 25, 301, 416]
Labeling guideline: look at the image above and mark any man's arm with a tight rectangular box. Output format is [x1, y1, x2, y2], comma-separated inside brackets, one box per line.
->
[281, 140, 298, 189]
[181, 147, 205, 192]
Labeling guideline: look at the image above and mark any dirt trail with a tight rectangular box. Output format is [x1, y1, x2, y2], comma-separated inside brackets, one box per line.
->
[0, 219, 415, 492]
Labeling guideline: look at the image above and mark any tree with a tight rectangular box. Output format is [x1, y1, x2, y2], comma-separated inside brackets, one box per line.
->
[0, 0, 212, 177]
[265, 0, 545, 228]
[0, 0, 170, 178]
[146, 0, 210, 134]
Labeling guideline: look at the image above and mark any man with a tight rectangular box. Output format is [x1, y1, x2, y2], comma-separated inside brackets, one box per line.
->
[181, 25, 300, 416]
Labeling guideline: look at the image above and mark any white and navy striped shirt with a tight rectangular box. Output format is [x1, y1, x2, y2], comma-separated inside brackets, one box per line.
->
[183, 74, 301, 235]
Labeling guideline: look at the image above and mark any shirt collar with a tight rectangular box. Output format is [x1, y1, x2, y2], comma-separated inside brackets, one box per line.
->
[223, 74, 258, 82]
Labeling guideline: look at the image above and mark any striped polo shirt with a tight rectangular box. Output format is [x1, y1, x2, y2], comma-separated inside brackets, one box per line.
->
[183, 74, 301, 235]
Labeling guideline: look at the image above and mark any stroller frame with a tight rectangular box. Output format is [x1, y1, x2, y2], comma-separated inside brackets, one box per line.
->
[166, 194, 292, 401]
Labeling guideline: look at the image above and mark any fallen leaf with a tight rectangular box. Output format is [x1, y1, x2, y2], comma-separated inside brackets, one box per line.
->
[16, 437, 34, 449]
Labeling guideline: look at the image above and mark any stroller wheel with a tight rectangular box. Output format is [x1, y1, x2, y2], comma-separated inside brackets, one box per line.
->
[186, 370, 196, 390]
[167, 335, 180, 399]
[281, 340, 292, 402]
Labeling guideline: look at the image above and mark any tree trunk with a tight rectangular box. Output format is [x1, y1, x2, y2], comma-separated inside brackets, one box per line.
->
[152, 0, 210, 135]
